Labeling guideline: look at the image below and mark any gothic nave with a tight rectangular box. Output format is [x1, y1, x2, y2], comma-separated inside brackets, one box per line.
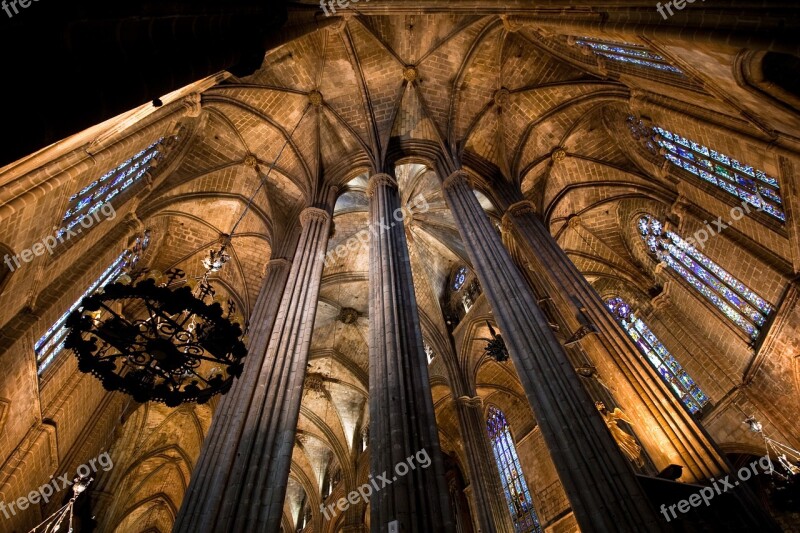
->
[0, 2, 799, 532]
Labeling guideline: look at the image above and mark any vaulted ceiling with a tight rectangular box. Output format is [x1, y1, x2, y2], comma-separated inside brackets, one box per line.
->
[136, 12, 727, 529]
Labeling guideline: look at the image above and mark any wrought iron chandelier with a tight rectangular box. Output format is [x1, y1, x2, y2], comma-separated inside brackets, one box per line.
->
[64, 244, 247, 407]
[64, 100, 312, 406]
[481, 321, 510, 362]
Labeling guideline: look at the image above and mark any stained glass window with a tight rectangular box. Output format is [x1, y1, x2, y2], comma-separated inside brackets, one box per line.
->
[606, 297, 709, 414]
[574, 37, 684, 75]
[453, 266, 468, 291]
[486, 406, 542, 533]
[638, 215, 773, 339]
[35, 232, 151, 375]
[59, 139, 165, 238]
[652, 126, 784, 221]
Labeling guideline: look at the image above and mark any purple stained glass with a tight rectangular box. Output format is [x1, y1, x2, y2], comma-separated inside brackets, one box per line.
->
[606, 297, 709, 413]
[60, 138, 164, 229]
[574, 39, 683, 75]
[487, 407, 543, 533]
[34, 234, 152, 374]
[639, 215, 771, 339]
[650, 126, 784, 221]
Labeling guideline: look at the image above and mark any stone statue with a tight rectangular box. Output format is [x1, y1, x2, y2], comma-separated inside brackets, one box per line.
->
[596, 401, 644, 468]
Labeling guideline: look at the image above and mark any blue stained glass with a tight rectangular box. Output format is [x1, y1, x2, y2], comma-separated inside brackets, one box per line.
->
[487, 407, 543, 533]
[762, 203, 786, 221]
[755, 170, 779, 187]
[682, 161, 699, 175]
[711, 150, 730, 165]
[60, 138, 164, 234]
[639, 215, 771, 339]
[651, 126, 784, 222]
[674, 135, 691, 148]
[574, 38, 683, 75]
[698, 170, 718, 186]
[732, 160, 755, 177]
[736, 176, 757, 193]
[758, 187, 782, 205]
[453, 266, 468, 291]
[690, 142, 709, 155]
[606, 297, 709, 413]
[34, 234, 151, 374]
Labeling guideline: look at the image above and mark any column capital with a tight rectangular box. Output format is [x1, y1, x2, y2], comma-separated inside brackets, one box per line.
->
[501, 201, 535, 236]
[265, 257, 292, 273]
[507, 200, 537, 217]
[442, 170, 471, 191]
[366, 173, 397, 198]
[299, 207, 330, 227]
[456, 395, 483, 409]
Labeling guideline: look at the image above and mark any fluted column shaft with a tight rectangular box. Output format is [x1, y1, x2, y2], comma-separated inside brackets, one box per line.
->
[175, 206, 331, 533]
[454, 395, 515, 533]
[442, 171, 663, 532]
[367, 174, 456, 533]
[503, 202, 730, 481]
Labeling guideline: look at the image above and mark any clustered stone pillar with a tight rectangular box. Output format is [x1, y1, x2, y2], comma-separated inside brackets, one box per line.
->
[454, 395, 516, 533]
[174, 206, 331, 532]
[442, 170, 664, 531]
[502, 200, 730, 481]
[367, 173, 456, 533]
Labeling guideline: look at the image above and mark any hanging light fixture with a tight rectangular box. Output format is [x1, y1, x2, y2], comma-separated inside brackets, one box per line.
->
[64, 99, 314, 407]
[480, 321, 510, 362]
[27, 476, 93, 533]
[744, 415, 800, 479]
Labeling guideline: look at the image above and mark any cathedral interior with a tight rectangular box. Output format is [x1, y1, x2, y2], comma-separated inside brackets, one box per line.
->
[1, 1, 800, 532]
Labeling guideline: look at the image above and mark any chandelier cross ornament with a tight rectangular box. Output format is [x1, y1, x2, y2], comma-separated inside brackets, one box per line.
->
[744, 415, 800, 479]
[27, 476, 93, 533]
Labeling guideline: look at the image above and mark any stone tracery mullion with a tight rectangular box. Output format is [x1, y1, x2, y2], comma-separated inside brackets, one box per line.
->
[442, 170, 664, 531]
[507, 205, 723, 477]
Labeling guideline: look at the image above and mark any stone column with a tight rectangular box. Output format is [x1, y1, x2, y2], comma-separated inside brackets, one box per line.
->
[502, 201, 730, 482]
[454, 395, 515, 533]
[174, 206, 331, 533]
[367, 173, 456, 533]
[442, 170, 663, 532]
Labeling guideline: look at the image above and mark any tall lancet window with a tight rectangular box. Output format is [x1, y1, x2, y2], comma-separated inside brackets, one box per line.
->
[34, 232, 151, 374]
[606, 297, 709, 414]
[638, 215, 773, 339]
[486, 406, 542, 533]
[60, 139, 165, 238]
[652, 126, 785, 221]
[573, 37, 684, 75]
